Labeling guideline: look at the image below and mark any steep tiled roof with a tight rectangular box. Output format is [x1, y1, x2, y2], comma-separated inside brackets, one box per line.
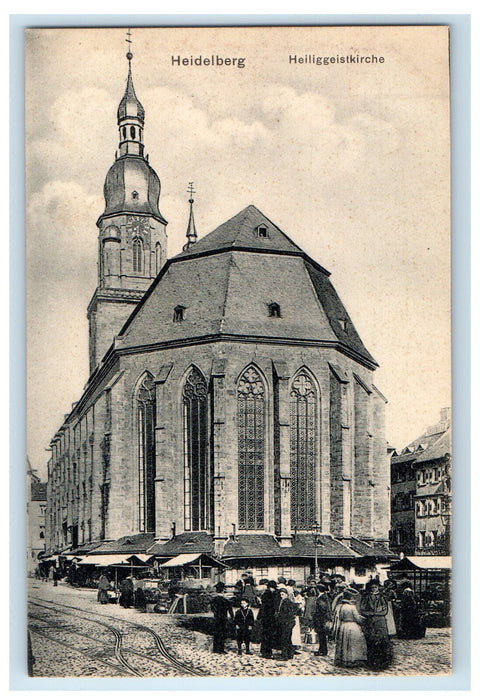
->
[67, 541, 105, 556]
[349, 538, 396, 558]
[173, 205, 303, 258]
[289, 534, 359, 559]
[145, 531, 393, 562]
[222, 534, 280, 558]
[115, 204, 376, 370]
[304, 262, 377, 366]
[391, 452, 419, 465]
[415, 428, 451, 463]
[222, 534, 360, 560]
[392, 422, 451, 467]
[403, 430, 446, 454]
[148, 532, 215, 556]
[93, 533, 156, 554]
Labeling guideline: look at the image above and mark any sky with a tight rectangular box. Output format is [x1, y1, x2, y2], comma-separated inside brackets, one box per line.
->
[25, 26, 451, 479]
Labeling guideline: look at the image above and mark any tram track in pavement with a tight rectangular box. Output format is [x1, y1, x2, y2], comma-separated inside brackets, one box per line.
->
[28, 609, 147, 677]
[29, 597, 205, 677]
[29, 609, 188, 677]
[28, 624, 138, 677]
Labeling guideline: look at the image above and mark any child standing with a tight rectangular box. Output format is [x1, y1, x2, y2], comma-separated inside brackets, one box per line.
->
[234, 598, 255, 655]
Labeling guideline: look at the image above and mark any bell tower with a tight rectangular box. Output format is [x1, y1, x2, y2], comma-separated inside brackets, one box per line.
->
[87, 40, 167, 374]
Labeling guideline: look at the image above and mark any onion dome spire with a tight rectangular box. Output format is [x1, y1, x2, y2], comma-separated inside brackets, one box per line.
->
[98, 29, 167, 225]
[117, 30, 145, 157]
[183, 182, 198, 251]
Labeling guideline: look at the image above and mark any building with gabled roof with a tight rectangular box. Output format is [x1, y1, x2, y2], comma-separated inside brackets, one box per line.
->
[46, 50, 394, 583]
[390, 408, 451, 556]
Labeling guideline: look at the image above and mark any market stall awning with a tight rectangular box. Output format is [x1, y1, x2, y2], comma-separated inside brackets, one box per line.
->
[390, 556, 451, 570]
[159, 552, 227, 568]
[38, 556, 58, 564]
[77, 554, 150, 567]
[132, 554, 153, 563]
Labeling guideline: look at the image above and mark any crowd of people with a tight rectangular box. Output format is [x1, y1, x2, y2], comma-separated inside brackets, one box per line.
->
[210, 573, 427, 668]
[38, 563, 427, 670]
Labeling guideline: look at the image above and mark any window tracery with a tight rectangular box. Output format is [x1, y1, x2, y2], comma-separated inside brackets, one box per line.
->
[237, 366, 265, 530]
[183, 367, 211, 531]
[290, 369, 318, 529]
[137, 374, 156, 532]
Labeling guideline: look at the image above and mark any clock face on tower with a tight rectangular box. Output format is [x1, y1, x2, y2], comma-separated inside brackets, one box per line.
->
[126, 215, 151, 238]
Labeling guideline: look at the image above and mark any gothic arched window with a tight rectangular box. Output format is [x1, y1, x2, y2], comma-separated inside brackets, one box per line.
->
[237, 365, 265, 530]
[155, 242, 162, 274]
[137, 374, 156, 532]
[133, 238, 143, 273]
[290, 369, 318, 529]
[183, 367, 211, 531]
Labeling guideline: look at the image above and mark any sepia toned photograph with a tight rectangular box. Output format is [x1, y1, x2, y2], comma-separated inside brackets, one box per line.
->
[25, 25, 452, 678]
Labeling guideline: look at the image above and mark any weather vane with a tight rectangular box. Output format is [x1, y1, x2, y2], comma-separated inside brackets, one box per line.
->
[187, 182, 196, 202]
[125, 28, 133, 61]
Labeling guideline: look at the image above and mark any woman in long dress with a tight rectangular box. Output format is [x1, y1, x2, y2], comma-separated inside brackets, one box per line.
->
[382, 579, 397, 637]
[359, 580, 392, 670]
[97, 573, 111, 604]
[331, 582, 348, 640]
[334, 591, 368, 668]
[291, 589, 305, 648]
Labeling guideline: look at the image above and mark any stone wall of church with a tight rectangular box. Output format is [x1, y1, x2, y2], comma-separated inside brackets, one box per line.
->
[105, 340, 388, 545]
[372, 389, 390, 542]
[88, 294, 144, 373]
[46, 340, 389, 550]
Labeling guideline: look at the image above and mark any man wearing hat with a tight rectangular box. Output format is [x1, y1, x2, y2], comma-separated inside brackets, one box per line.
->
[257, 580, 280, 659]
[210, 581, 234, 653]
[313, 583, 333, 656]
[275, 587, 297, 660]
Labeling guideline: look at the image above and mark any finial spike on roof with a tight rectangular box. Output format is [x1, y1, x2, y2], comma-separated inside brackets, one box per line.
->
[125, 27, 133, 62]
[183, 182, 198, 251]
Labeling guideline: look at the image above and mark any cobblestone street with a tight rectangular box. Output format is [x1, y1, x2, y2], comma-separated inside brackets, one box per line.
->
[28, 580, 451, 678]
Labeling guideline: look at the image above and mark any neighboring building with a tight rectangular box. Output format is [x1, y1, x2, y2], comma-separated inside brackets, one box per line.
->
[415, 425, 451, 556]
[45, 52, 394, 581]
[390, 408, 451, 557]
[27, 464, 47, 574]
[390, 452, 417, 556]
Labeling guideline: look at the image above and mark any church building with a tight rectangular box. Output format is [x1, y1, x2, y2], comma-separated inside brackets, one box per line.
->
[46, 52, 393, 583]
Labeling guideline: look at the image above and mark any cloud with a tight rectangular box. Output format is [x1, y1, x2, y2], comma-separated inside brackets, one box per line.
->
[27, 87, 117, 193]
[27, 180, 100, 291]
